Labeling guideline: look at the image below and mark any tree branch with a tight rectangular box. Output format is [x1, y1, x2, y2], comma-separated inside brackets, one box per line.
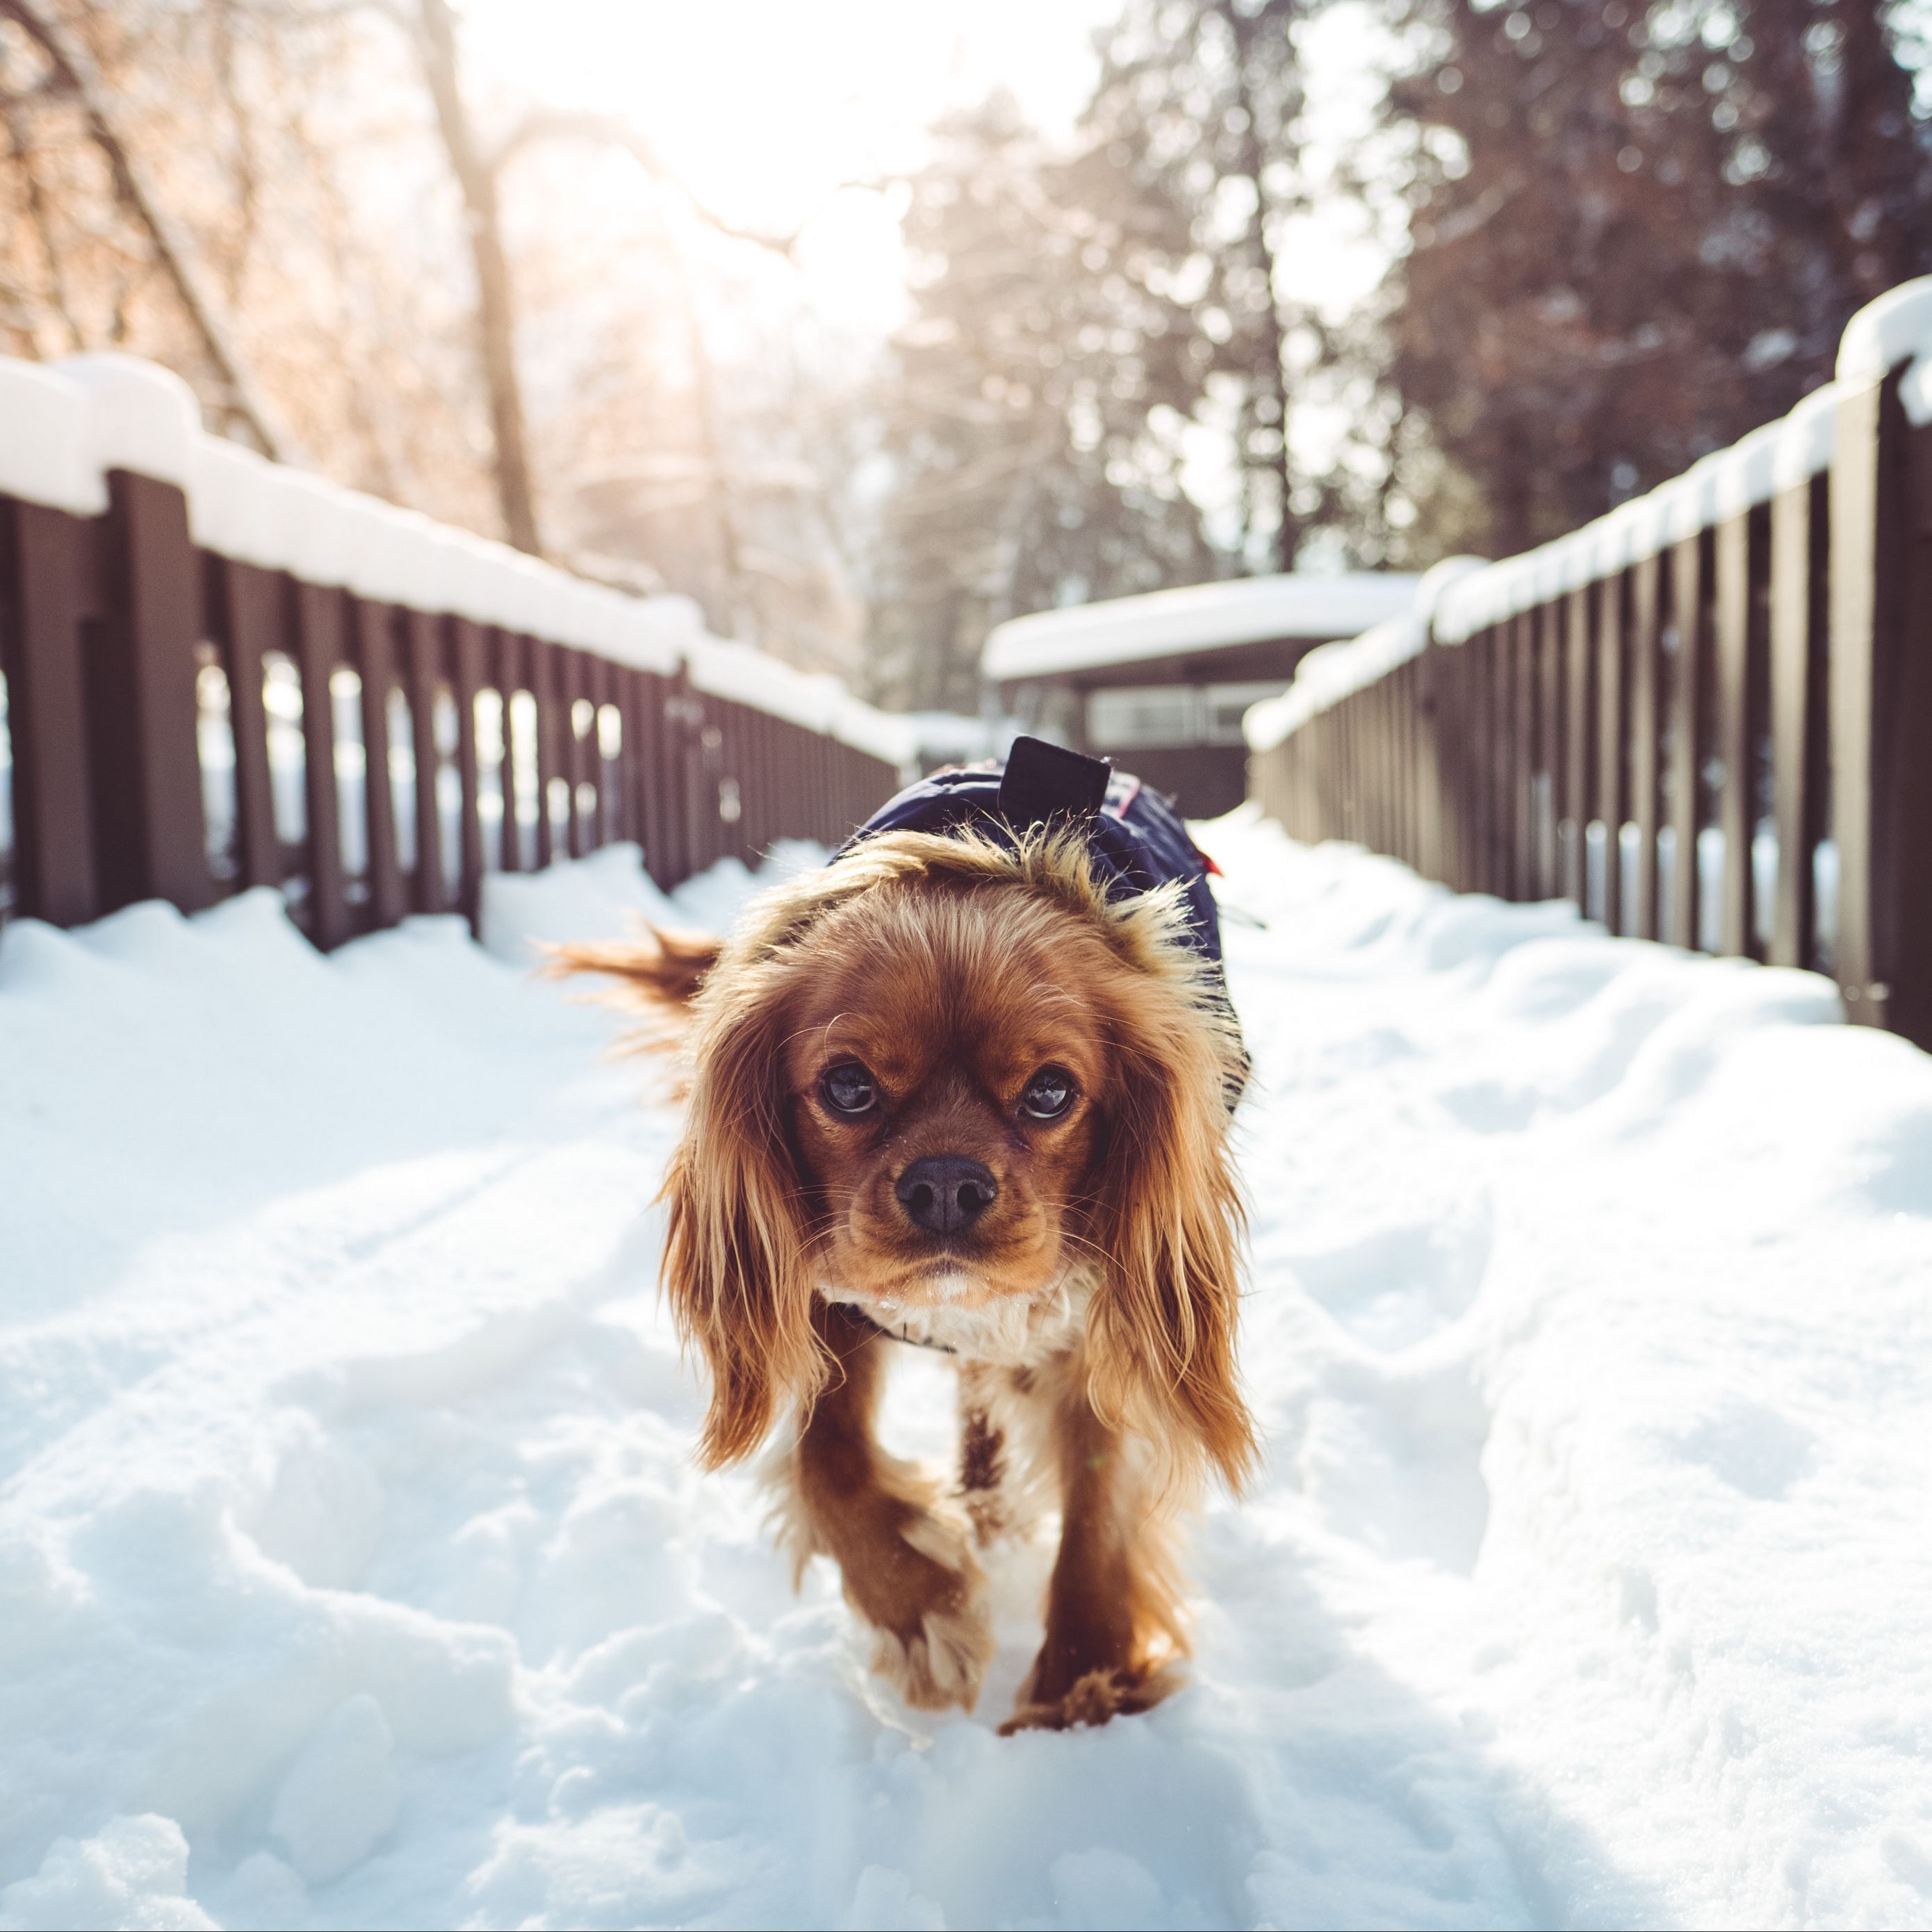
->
[0, 0, 291, 458]
[414, 0, 541, 552]
[486, 106, 804, 258]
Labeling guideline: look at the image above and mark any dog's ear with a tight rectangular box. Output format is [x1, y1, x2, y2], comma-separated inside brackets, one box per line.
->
[551, 926, 723, 1013]
[1086, 971, 1256, 1496]
[661, 951, 826, 1466]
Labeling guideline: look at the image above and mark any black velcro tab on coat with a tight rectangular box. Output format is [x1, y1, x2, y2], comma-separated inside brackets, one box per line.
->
[995, 735, 1111, 830]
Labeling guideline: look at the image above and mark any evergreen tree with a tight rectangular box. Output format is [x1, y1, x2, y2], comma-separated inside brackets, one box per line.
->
[1371, 0, 1932, 558]
[866, 97, 1219, 714]
[1086, 0, 1318, 569]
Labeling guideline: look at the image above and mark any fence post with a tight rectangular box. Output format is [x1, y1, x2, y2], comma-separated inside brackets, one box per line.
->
[1, 499, 99, 924]
[354, 598, 406, 930]
[1829, 368, 1932, 1045]
[402, 609, 448, 916]
[1595, 573, 1628, 933]
[1626, 556, 1660, 940]
[1714, 507, 1770, 960]
[1562, 585, 1593, 912]
[1767, 475, 1828, 971]
[204, 555, 284, 894]
[1514, 609, 1540, 897]
[1667, 532, 1711, 949]
[1536, 600, 1563, 901]
[448, 618, 485, 928]
[290, 580, 350, 947]
[91, 473, 213, 917]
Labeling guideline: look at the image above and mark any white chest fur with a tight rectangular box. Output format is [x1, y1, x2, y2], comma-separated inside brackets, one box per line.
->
[819, 1269, 1096, 1368]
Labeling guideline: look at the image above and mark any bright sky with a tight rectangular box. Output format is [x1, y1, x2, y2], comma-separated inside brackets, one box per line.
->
[462, 0, 1123, 332]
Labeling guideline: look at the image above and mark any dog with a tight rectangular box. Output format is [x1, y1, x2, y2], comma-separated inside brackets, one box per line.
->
[568, 739, 1254, 1733]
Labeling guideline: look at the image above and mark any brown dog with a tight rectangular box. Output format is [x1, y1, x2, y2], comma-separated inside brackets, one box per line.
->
[569, 826, 1253, 1731]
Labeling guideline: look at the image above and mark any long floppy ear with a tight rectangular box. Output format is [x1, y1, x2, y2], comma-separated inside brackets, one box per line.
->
[660, 949, 826, 1467]
[550, 926, 723, 1015]
[1084, 951, 1256, 1496]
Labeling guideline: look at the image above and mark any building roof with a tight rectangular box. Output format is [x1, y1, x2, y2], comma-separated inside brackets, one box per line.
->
[981, 572, 1424, 682]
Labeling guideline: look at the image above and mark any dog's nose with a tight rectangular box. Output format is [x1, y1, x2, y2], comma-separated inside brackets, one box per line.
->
[894, 1154, 998, 1236]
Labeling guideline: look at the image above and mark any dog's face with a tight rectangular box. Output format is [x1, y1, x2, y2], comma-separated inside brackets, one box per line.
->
[653, 830, 1251, 1480]
[781, 882, 1116, 1310]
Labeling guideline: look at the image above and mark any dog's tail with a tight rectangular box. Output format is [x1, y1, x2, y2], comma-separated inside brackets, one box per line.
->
[546, 926, 722, 1033]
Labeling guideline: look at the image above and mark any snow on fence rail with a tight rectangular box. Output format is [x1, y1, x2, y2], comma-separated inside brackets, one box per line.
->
[1247, 275, 1932, 1051]
[0, 352, 981, 945]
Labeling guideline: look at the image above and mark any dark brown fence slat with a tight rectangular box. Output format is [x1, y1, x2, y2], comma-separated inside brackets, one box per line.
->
[1562, 584, 1593, 911]
[354, 598, 407, 931]
[551, 646, 580, 859]
[494, 628, 523, 874]
[448, 617, 485, 927]
[575, 651, 600, 856]
[619, 669, 650, 857]
[1768, 477, 1825, 970]
[1536, 600, 1563, 901]
[205, 555, 281, 893]
[1714, 507, 1769, 960]
[1418, 644, 1448, 885]
[585, 653, 614, 848]
[290, 579, 349, 948]
[1514, 610, 1537, 897]
[1829, 375, 1932, 1044]
[1, 498, 99, 924]
[525, 638, 550, 869]
[402, 609, 447, 917]
[646, 670, 673, 875]
[1464, 629, 1490, 894]
[1596, 582, 1627, 935]
[92, 473, 212, 917]
[1627, 555, 1661, 940]
[1667, 532, 1710, 950]
[1430, 645, 1452, 892]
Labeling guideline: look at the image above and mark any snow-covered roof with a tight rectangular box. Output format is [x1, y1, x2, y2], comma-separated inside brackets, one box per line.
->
[0, 349, 972, 772]
[981, 573, 1424, 682]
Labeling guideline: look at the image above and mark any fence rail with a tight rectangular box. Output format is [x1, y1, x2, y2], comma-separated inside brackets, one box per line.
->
[0, 354, 970, 947]
[1247, 278, 1932, 1051]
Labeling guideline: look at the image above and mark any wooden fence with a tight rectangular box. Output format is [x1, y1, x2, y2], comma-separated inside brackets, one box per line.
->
[0, 356, 951, 949]
[1249, 277, 1932, 1051]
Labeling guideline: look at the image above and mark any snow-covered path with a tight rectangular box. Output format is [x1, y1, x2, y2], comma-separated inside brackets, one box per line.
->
[6, 821, 1932, 1931]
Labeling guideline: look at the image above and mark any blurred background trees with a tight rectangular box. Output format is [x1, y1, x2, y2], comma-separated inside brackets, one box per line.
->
[1368, 0, 1932, 557]
[0, 0, 1926, 700]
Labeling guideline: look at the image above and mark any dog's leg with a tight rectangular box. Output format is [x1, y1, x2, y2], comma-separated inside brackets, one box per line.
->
[787, 1302, 993, 1712]
[1001, 1368, 1188, 1733]
[956, 1361, 1009, 1547]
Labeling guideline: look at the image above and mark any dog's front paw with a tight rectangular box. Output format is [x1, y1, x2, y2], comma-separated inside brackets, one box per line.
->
[847, 1505, 994, 1712]
[999, 1660, 1181, 1734]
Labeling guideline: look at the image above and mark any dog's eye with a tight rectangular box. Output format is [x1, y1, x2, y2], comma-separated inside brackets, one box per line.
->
[1021, 1067, 1075, 1120]
[819, 1063, 878, 1116]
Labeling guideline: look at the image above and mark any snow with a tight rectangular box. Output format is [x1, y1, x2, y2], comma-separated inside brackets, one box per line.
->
[7, 819, 1932, 1928]
[1835, 274, 1932, 387]
[981, 574, 1422, 683]
[0, 363, 101, 517]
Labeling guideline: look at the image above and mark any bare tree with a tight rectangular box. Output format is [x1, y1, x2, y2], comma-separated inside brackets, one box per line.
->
[412, 0, 539, 550]
[409, 0, 803, 558]
[1, 0, 289, 454]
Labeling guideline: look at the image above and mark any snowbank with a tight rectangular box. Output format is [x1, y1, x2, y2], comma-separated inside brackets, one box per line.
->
[6, 826, 1932, 1927]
